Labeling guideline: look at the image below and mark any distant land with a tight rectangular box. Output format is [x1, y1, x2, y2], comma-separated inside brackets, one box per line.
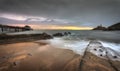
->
[93, 23, 120, 31]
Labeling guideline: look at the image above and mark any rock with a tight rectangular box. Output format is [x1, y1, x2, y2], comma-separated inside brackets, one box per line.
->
[53, 33, 64, 37]
[68, 32, 71, 35]
[64, 32, 68, 36]
[28, 53, 32, 56]
[2, 56, 6, 58]
[64, 32, 71, 36]
[13, 62, 17, 66]
[106, 51, 108, 54]
[100, 54, 103, 56]
[94, 49, 97, 51]
[13, 61, 20, 66]
[0, 33, 53, 44]
[41, 33, 53, 39]
[113, 56, 117, 58]
[99, 49, 103, 52]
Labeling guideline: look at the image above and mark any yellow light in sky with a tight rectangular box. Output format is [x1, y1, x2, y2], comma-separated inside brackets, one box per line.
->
[9, 24, 93, 30]
[30, 24, 93, 30]
[62, 26, 93, 30]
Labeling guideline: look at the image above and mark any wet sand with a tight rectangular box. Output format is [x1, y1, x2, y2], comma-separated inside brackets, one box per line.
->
[0, 41, 81, 71]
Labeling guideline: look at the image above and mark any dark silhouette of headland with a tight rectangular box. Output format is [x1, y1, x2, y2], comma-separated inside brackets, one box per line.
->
[93, 23, 120, 31]
[93, 24, 106, 30]
[107, 23, 120, 31]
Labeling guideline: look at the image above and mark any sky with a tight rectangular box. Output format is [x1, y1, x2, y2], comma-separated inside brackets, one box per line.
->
[0, 0, 120, 30]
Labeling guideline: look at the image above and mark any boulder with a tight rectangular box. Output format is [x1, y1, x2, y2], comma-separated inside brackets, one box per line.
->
[53, 33, 64, 37]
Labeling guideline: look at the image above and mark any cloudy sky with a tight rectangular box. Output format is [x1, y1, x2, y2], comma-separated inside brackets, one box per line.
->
[0, 0, 120, 30]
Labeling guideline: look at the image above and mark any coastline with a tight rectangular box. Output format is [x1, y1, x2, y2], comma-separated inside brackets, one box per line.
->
[0, 31, 120, 71]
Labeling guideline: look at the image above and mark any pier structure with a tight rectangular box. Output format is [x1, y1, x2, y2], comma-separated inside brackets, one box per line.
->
[0, 24, 32, 33]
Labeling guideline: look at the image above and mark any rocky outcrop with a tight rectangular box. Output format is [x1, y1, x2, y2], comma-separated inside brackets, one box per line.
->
[93, 23, 120, 31]
[64, 32, 71, 36]
[93, 25, 107, 30]
[0, 33, 53, 44]
[53, 32, 71, 37]
[0, 32, 72, 44]
[108, 23, 120, 31]
[53, 33, 64, 37]
[79, 40, 120, 71]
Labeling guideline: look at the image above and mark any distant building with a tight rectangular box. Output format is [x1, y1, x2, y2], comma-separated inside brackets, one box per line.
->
[0, 24, 33, 33]
[23, 25, 33, 31]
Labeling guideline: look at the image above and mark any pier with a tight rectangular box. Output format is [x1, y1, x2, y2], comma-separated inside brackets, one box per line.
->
[0, 24, 32, 33]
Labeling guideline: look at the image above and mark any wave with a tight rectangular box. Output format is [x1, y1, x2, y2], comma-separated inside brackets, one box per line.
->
[48, 37, 89, 55]
[48, 36, 120, 61]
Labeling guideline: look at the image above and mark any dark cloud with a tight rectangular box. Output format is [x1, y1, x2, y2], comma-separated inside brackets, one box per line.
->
[0, 0, 120, 27]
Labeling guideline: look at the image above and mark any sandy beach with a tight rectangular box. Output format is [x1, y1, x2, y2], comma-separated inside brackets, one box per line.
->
[0, 39, 120, 71]
[0, 41, 81, 71]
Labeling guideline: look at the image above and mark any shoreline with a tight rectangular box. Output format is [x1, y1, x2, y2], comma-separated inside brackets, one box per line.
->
[0, 31, 71, 45]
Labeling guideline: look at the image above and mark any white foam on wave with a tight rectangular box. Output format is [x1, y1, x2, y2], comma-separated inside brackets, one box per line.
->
[48, 37, 120, 61]
[100, 41, 120, 53]
[100, 41, 120, 60]
[7, 30, 43, 35]
[49, 37, 89, 55]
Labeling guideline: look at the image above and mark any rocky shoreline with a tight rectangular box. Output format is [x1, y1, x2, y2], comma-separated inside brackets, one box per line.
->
[0, 33, 52, 45]
[0, 32, 72, 45]
[79, 40, 120, 71]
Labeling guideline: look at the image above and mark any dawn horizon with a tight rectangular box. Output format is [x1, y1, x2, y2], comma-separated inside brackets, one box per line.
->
[0, 0, 120, 30]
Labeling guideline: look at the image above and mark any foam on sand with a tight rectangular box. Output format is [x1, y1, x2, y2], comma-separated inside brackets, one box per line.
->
[48, 37, 120, 61]
[48, 37, 89, 55]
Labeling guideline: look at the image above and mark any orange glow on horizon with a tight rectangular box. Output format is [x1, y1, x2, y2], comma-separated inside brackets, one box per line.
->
[8, 24, 93, 30]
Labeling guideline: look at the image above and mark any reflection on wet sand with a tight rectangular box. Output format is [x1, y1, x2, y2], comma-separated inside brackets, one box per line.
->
[0, 41, 81, 71]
